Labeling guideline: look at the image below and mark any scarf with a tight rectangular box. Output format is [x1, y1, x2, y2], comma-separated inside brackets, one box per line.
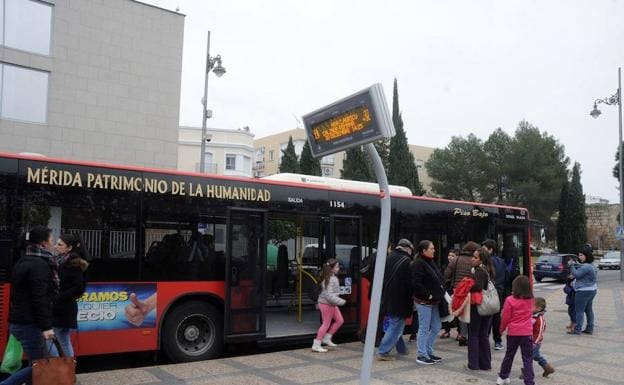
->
[56, 252, 72, 267]
[26, 245, 60, 290]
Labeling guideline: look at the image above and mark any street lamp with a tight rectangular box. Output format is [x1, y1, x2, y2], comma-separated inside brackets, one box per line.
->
[199, 31, 226, 173]
[590, 67, 623, 280]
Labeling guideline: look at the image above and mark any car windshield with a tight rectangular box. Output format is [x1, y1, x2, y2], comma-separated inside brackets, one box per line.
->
[537, 255, 561, 264]
[604, 251, 621, 260]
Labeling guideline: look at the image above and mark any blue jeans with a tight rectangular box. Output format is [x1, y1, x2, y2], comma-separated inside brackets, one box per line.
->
[415, 303, 441, 358]
[574, 290, 596, 333]
[47, 327, 74, 357]
[0, 324, 55, 385]
[377, 316, 407, 355]
[533, 343, 547, 367]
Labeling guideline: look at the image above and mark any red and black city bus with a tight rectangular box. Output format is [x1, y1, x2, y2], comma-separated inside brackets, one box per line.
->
[0, 152, 531, 362]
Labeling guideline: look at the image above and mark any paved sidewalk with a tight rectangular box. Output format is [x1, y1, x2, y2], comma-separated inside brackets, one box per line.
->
[78, 279, 624, 385]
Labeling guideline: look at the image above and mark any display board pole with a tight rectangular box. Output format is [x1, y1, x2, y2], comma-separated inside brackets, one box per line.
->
[360, 143, 391, 385]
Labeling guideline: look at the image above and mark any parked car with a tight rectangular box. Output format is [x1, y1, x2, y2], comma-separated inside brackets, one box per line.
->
[598, 251, 621, 270]
[533, 254, 575, 282]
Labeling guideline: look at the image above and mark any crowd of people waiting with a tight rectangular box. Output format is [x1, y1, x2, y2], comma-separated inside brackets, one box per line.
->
[312, 237, 599, 385]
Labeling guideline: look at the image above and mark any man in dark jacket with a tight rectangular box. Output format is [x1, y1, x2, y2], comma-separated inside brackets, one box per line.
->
[5, 226, 58, 385]
[376, 239, 414, 361]
[483, 239, 506, 350]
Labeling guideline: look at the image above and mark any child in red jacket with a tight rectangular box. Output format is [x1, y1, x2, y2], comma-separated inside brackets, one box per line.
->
[521, 297, 555, 379]
[496, 276, 534, 385]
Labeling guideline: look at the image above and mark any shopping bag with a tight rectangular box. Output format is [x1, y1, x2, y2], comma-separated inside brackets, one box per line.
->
[0, 334, 24, 374]
[32, 337, 76, 385]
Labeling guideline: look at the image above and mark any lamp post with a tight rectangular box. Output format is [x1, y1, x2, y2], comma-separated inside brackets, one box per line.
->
[199, 31, 226, 173]
[590, 67, 623, 280]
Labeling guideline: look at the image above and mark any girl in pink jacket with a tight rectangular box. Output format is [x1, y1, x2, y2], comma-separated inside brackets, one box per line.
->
[496, 276, 534, 385]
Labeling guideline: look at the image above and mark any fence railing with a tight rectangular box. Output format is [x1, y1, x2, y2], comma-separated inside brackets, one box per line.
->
[68, 229, 103, 258]
[109, 230, 136, 258]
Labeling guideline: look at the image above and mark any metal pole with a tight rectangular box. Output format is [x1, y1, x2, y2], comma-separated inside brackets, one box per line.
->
[618, 67, 623, 280]
[360, 143, 391, 385]
[199, 31, 211, 173]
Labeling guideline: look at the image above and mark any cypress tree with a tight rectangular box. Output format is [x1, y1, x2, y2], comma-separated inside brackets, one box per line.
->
[556, 178, 571, 253]
[299, 140, 321, 176]
[568, 163, 587, 253]
[374, 139, 390, 171]
[387, 78, 424, 195]
[341, 147, 374, 182]
[279, 136, 300, 173]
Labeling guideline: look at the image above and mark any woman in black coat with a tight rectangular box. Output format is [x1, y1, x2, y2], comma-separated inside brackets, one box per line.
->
[52, 234, 89, 357]
[411, 240, 445, 365]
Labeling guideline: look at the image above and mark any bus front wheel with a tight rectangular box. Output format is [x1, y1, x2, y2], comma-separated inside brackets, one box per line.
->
[162, 301, 224, 362]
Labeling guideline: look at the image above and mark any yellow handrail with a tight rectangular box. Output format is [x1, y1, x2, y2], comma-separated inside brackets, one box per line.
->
[296, 255, 318, 322]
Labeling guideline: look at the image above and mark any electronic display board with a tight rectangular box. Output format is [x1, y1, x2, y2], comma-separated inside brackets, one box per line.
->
[302, 84, 395, 158]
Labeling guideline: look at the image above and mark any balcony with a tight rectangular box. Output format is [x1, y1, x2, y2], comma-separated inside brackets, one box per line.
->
[253, 161, 265, 171]
[321, 156, 335, 165]
[195, 162, 219, 174]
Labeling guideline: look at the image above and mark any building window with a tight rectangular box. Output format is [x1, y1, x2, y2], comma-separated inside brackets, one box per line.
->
[269, 150, 274, 161]
[226, 154, 236, 170]
[204, 152, 216, 173]
[2, 0, 53, 55]
[243, 155, 251, 173]
[1, 63, 49, 123]
[321, 155, 335, 165]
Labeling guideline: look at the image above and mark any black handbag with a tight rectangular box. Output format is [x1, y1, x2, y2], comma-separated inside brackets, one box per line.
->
[438, 295, 450, 318]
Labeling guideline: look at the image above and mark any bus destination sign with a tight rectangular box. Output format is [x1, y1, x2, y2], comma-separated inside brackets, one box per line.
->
[303, 83, 395, 158]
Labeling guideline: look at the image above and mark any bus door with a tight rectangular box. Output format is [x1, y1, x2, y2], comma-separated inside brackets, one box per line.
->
[225, 208, 267, 341]
[496, 226, 530, 279]
[329, 215, 362, 327]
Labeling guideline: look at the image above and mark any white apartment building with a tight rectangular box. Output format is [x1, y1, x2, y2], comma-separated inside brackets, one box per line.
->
[178, 126, 255, 178]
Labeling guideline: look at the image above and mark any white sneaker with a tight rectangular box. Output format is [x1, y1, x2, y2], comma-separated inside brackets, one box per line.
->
[322, 334, 338, 347]
[311, 339, 328, 353]
[496, 377, 511, 385]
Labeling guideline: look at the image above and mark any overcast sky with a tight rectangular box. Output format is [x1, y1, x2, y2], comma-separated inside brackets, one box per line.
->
[146, 0, 623, 203]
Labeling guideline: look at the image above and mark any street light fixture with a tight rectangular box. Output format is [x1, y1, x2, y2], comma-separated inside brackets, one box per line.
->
[200, 31, 226, 173]
[590, 67, 623, 280]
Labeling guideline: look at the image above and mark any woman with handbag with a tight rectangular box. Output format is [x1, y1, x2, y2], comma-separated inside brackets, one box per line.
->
[467, 245, 495, 371]
[1, 227, 57, 385]
[51, 234, 89, 357]
[410, 240, 445, 365]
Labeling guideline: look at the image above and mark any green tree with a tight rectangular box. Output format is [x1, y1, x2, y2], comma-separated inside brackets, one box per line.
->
[425, 120, 569, 234]
[279, 136, 300, 173]
[387, 78, 424, 195]
[269, 220, 297, 245]
[374, 139, 390, 171]
[483, 128, 512, 203]
[299, 140, 321, 176]
[556, 178, 571, 252]
[504, 121, 569, 231]
[567, 163, 587, 253]
[341, 146, 374, 182]
[425, 134, 487, 201]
